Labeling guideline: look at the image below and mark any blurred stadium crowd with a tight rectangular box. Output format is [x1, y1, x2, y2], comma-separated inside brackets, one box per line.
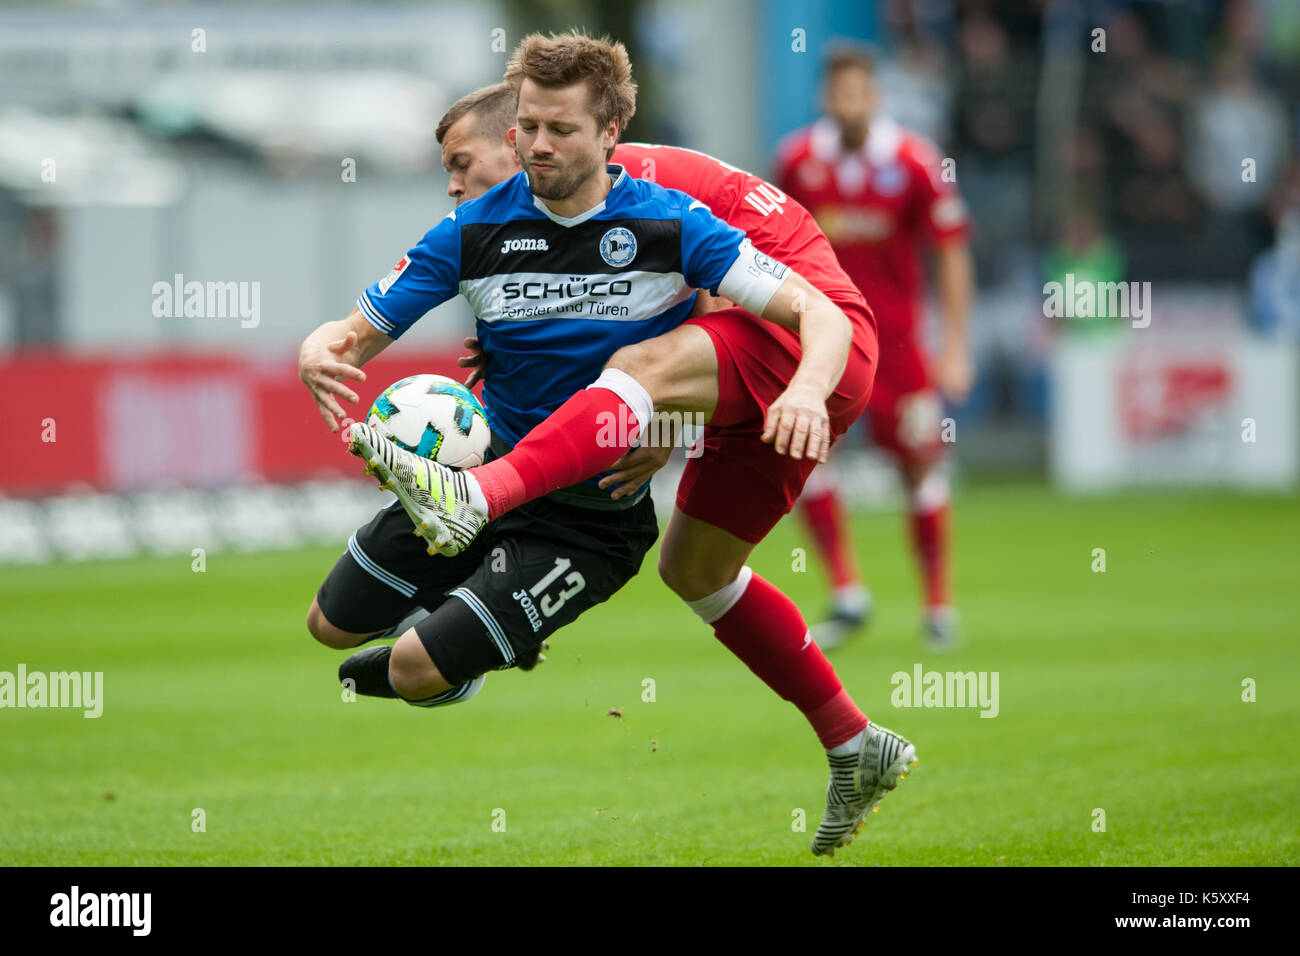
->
[874, 0, 1300, 292]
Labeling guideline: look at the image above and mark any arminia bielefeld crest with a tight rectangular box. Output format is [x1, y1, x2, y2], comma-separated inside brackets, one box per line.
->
[599, 227, 637, 267]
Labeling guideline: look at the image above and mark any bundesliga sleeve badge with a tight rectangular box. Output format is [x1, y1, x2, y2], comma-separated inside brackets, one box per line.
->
[599, 227, 637, 268]
[378, 255, 410, 296]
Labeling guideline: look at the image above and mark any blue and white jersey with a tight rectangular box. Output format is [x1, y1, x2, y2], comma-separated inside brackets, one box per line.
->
[358, 165, 789, 453]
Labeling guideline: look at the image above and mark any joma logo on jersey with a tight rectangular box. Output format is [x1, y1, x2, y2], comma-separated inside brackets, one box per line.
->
[500, 238, 550, 254]
[501, 278, 632, 301]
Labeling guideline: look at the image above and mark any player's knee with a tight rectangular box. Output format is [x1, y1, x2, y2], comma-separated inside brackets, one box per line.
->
[656, 539, 694, 595]
[306, 598, 360, 650]
[904, 462, 948, 510]
[657, 549, 688, 596]
[658, 549, 742, 602]
[607, 340, 654, 379]
[607, 340, 674, 397]
[387, 634, 439, 699]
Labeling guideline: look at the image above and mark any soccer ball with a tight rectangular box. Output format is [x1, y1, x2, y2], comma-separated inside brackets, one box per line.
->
[366, 374, 491, 469]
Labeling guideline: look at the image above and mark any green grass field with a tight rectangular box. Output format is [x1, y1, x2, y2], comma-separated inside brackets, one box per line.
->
[2, 483, 1297, 866]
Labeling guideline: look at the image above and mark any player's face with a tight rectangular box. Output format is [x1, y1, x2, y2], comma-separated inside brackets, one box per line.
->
[512, 78, 614, 201]
[440, 116, 521, 205]
[824, 66, 877, 144]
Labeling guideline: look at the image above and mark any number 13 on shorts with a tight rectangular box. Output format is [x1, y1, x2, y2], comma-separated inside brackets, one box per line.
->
[530, 557, 586, 617]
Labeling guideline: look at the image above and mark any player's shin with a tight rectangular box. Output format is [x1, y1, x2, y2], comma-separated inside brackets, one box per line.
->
[909, 468, 952, 611]
[338, 645, 401, 698]
[338, 644, 485, 707]
[798, 469, 861, 593]
[471, 368, 653, 518]
[683, 566, 867, 750]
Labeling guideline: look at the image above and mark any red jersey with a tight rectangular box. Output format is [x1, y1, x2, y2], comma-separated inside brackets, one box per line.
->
[612, 142, 876, 352]
[772, 116, 968, 339]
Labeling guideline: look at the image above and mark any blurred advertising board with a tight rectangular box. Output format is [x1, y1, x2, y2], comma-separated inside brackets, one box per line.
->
[6, 349, 468, 496]
[1050, 305, 1298, 491]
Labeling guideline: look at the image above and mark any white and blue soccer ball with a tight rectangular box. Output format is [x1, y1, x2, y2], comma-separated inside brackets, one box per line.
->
[366, 374, 491, 469]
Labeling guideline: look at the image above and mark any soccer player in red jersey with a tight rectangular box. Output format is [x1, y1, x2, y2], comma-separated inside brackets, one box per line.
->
[314, 52, 916, 855]
[773, 44, 975, 651]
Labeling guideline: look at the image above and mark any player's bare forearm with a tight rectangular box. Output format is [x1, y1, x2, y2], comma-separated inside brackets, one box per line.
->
[756, 273, 852, 461]
[300, 309, 392, 369]
[761, 273, 852, 400]
[298, 308, 393, 433]
[935, 241, 974, 352]
[933, 241, 976, 402]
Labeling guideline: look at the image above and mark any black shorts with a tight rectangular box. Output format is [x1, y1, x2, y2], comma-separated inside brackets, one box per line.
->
[315, 494, 658, 686]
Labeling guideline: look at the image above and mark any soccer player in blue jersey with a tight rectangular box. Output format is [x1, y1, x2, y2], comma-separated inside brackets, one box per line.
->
[298, 33, 914, 856]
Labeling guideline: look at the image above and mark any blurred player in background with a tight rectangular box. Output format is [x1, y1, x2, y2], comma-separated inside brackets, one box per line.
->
[774, 43, 975, 651]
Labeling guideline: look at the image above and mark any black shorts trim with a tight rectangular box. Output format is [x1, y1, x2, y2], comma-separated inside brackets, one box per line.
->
[447, 587, 515, 667]
[347, 529, 418, 598]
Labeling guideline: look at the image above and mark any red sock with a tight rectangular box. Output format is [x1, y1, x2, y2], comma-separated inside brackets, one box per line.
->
[472, 388, 639, 519]
[798, 485, 859, 589]
[909, 502, 950, 609]
[708, 572, 867, 749]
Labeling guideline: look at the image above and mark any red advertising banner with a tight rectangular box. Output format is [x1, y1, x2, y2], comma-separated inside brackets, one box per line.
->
[6, 349, 471, 496]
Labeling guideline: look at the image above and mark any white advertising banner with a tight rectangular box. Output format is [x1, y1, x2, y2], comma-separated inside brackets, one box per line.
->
[1050, 323, 1298, 491]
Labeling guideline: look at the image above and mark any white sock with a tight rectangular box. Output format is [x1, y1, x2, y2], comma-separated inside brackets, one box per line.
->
[827, 728, 865, 757]
[684, 566, 754, 624]
[912, 469, 950, 512]
[377, 606, 429, 640]
[404, 673, 487, 708]
[462, 470, 489, 516]
[832, 583, 869, 617]
[589, 367, 655, 442]
[926, 604, 956, 625]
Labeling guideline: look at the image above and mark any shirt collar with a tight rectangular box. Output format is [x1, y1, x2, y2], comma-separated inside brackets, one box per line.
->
[531, 163, 628, 228]
[810, 115, 902, 166]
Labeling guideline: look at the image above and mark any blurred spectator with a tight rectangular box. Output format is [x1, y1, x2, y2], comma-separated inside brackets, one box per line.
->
[877, 0, 954, 145]
[953, 9, 1034, 164]
[1187, 51, 1288, 211]
[1249, 160, 1300, 340]
[8, 208, 60, 346]
[1043, 201, 1126, 335]
[877, 38, 952, 147]
[1087, 9, 1208, 278]
[950, 7, 1037, 286]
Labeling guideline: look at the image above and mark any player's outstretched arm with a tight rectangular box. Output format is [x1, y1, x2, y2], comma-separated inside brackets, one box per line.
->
[298, 307, 393, 433]
[933, 240, 976, 403]
[756, 272, 853, 463]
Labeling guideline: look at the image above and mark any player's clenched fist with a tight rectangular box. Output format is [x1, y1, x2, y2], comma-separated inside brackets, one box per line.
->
[762, 382, 831, 463]
[299, 329, 367, 433]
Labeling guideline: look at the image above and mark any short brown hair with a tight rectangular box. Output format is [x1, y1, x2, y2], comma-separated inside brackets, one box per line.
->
[824, 41, 877, 80]
[436, 83, 516, 145]
[504, 30, 637, 154]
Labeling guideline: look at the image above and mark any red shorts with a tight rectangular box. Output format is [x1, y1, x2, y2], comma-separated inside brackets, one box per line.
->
[676, 303, 876, 543]
[864, 342, 945, 467]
